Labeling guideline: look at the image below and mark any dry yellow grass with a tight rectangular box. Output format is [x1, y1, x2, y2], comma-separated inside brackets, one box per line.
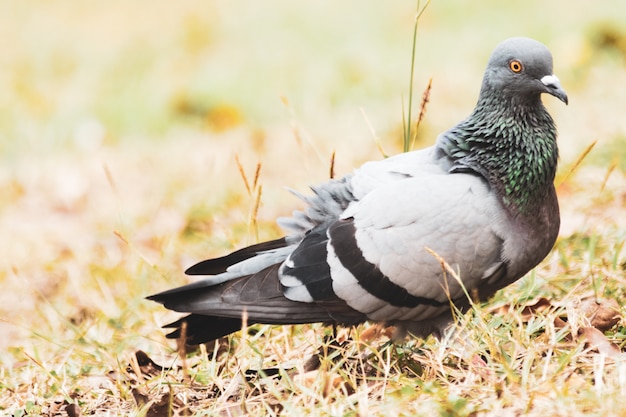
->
[1, 1, 626, 416]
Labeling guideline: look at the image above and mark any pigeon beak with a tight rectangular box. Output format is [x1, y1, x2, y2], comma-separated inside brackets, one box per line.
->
[541, 74, 568, 105]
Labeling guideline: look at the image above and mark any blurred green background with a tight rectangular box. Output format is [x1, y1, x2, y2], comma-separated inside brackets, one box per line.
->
[1, 0, 625, 158]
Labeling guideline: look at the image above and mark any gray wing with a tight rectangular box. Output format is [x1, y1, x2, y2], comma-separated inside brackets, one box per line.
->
[306, 172, 509, 324]
[280, 148, 512, 324]
[149, 146, 511, 341]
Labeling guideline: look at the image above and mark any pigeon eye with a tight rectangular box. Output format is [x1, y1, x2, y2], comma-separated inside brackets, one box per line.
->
[509, 60, 523, 73]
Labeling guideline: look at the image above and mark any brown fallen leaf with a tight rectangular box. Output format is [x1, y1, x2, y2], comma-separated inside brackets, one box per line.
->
[494, 295, 622, 337]
[146, 392, 177, 417]
[135, 350, 166, 370]
[47, 401, 63, 415]
[129, 350, 172, 379]
[359, 323, 395, 342]
[493, 297, 553, 321]
[133, 386, 187, 417]
[577, 297, 621, 332]
[293, 369, 355, 397]
[327, 375, 355, 397]
[469, 354, 494, 380]
[302, 352, 321, 372]
[131, 387, 151, 408]
[518, 297, 553, 320]
[553, 316, 568, 329]
[577, 327, 624, 360]
[64, 403, 81, 417]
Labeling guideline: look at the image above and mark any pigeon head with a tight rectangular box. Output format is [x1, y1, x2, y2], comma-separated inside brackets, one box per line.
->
[481, 37, 568, 105]
[438, 37, 567, 217]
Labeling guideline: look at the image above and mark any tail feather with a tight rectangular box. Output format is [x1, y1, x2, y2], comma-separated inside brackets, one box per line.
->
[149, 264, 366, 343]
[185, 237, 289, 275]
[163, 314, 248, 344]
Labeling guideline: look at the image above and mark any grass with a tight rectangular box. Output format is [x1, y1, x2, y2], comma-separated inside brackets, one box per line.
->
[2, 1, 626, 416]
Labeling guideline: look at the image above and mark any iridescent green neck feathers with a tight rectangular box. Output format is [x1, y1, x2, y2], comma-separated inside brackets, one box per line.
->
[438, 93, 558, 216]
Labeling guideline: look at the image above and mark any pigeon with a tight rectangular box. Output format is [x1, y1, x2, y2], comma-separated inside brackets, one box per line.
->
[148, 37, 568, 345]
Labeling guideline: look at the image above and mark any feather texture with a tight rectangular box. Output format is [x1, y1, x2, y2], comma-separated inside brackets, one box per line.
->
[148, 37, 567, 344]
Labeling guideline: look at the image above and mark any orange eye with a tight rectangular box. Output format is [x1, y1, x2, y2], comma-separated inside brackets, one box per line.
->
[509, 60, 523, 73]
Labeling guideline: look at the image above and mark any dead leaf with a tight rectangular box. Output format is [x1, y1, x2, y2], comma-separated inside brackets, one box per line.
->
[518, 297, 553, 320]
[577, 327, 624, 360]
[578, 297, 621, 332]
[131, 387, 151, 408]
[303, 353, 321, 372]
[133, 386, 187, 417]
[327, 375, 355, 397]
[468, 354, 494, 380]
[47, 401, 63, 415]
[553, 316, 568, 329]
[130, 350, 170, 378]
[135, 350, 164, 369]
[493, 297, 553, 321]
[359, 323, 395, 342]
[64, 403, 81, 417]
[146, 392, 177, 417]
[493, 296, 622, 338]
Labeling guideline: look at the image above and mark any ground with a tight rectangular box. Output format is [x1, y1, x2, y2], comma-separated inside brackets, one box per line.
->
[1, 1, 626, 416]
